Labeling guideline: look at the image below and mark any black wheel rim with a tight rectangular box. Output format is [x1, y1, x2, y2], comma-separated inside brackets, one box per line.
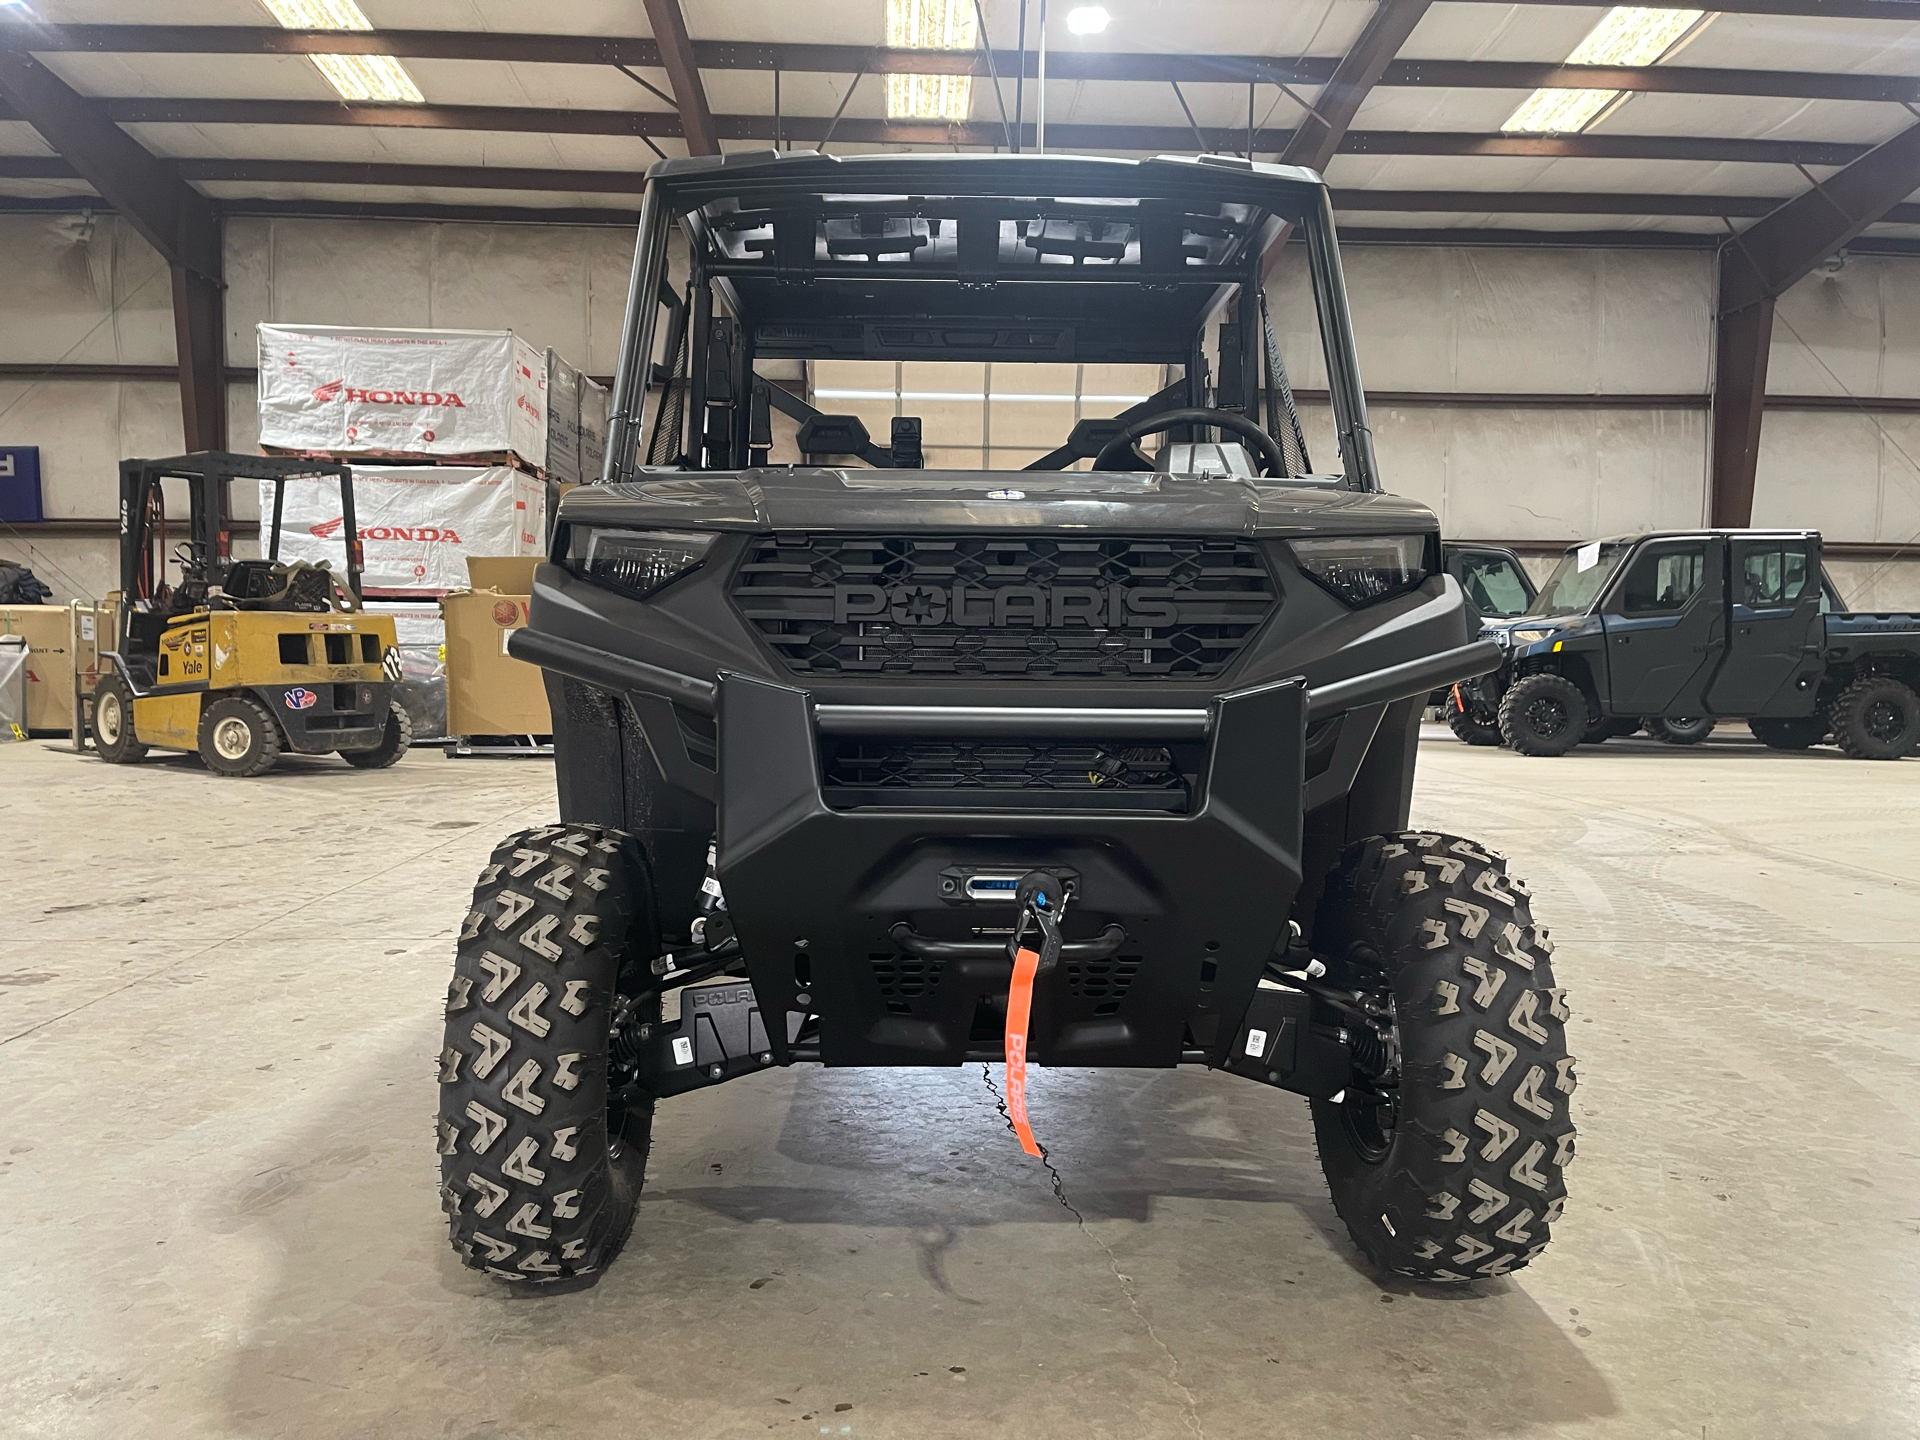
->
[1865, 699, 1906, 742]
[1339, 986, 1400, 1162]
[1341, 1088, 1398, 1162]
[1525, 696, 1569, 737]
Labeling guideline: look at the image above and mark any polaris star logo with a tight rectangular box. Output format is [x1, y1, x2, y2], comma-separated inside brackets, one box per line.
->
[309, 378, 466, 408]
[832, 582, 1177, 627]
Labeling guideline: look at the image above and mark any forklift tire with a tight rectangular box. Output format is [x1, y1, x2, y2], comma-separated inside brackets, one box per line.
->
[1497, 674, 1587, 757]
[1748, 716, 1827, 751]
[198, 694, 283, 777]
[1649, 716, 1715, 746]
[1445, 689, 1502, 747]
[1312, 831, 1574, 1283]
[91, 674, 147, 764]
[1830, 676, 1920, 761]
[340, 700, 413, 769]
[439, 823, 657, 1287]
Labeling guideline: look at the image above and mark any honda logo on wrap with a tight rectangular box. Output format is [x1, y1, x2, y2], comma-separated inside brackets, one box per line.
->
[309, 516, 464, 544]
[832, 583, 1177, 628]
[309, 378, 467, 408]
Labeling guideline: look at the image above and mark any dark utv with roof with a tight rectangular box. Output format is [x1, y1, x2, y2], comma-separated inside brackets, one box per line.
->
[1446, 530, 1920, 758]
[436, 152, 1576, 1289]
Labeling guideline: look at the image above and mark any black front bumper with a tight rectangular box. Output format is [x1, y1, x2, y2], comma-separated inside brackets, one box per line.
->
[716, 671, 1306, 1070]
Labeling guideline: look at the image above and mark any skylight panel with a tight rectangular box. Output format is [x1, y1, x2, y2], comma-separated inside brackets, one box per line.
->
[259, 0, 426, 105]
[1502, 7, 1710, 135]
[885, 0, 977, 122]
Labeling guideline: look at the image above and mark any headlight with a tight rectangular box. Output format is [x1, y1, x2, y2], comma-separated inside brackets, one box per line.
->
[1509, 627, 1558, 644]
[1289, 534, 1430, 607]
[566, 527, 716, 600]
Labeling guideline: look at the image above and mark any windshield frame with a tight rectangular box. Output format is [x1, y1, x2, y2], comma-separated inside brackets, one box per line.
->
[603, 153, 1376, 492]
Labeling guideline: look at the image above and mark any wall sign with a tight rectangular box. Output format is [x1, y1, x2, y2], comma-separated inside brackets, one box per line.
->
[0, 447, 43, 523]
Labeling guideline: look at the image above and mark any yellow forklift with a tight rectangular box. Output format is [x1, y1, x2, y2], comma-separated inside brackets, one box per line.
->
[91, 452, 411, 778]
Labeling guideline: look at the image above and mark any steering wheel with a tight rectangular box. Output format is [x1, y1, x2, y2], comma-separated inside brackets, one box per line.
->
[1091, 407, 1289, 476]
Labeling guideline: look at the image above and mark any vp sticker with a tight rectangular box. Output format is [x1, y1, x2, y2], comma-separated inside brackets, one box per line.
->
[283, 687, 319, 710]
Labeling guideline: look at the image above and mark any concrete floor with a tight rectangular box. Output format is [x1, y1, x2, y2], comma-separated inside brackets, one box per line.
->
[2, 727, 1916, 1440]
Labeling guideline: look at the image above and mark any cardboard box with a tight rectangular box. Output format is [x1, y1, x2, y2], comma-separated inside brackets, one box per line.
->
[0, 604, 100, 734]
[440, 556, 550, 737]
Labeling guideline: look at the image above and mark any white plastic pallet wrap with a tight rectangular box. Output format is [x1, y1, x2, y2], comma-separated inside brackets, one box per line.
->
[264, 466, 545, 595]
[257, 324, 549, 465]
[0, 636, 26, 740]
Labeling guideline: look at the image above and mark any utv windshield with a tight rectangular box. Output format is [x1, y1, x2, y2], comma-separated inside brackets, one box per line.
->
[606, 154, 1376, 489]
[1453, 551, 1534, 617]
[1528, 542, 1632, 616]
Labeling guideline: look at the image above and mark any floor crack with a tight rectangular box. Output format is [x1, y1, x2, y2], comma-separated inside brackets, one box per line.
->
[981, 1064, 1205, 1440]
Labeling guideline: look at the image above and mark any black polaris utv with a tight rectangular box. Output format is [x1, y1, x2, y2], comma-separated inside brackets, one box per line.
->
[436, 152, 1575, 1289]
[1445, 530, 1920, 758]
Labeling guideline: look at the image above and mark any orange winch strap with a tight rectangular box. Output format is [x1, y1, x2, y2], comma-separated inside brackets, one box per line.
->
[1005, 945, 1043, 1157]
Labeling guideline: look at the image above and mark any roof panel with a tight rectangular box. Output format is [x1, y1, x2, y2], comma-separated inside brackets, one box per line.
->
[33, 0, 263, 20]
[194, 179, 642, 209]
[1351, 85, 1533, 133]
[35, 51, 344, 102]
[1325, 150, 1819, 196]
[1344, 209, 1727, 235]
[0, 121, 58, 156]
[1591, 93, 1913, 147]
[1397, 3, 1604, 63]
[1673, 13, 1920, 71]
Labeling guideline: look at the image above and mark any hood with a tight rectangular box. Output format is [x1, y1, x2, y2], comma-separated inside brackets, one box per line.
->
[557, 467, 1438, 537]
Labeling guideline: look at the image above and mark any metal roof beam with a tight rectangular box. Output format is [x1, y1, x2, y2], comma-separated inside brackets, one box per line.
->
[0, 49, 225, 451]
[7, 27, 1915, 104]
[1710, 119, 1920, 526]
[1503, 0, 1920, 19]
[1720, 118, 1920, 312]
[13, 94, 1887, 167]
[639, 0, 718, 156]
[1281, 0, 1433, 174]
[0, 50, 215, 274]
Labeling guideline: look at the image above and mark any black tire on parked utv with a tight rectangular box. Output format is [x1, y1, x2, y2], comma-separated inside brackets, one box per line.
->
[1748, 716, 1827, 751]
[1497, 673, 1588, 756]
[1579, 711, 1617, 745]
[1445, 687, 1503, 747]
[1649, 716, 1715, 746]
[438, 823, 657, 1287]
[1312, 831, 1575, 1283]
[1829, 676, 1920, 761]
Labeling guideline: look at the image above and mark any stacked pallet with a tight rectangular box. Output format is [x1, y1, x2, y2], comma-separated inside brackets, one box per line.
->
[253, 324, 607, 596]
[253, 324, 604, 744]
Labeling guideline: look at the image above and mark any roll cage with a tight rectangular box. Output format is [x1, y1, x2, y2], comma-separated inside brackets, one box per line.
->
[601, 151, 1379, 490]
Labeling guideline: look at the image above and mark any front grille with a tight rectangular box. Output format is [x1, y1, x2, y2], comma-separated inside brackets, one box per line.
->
[733, 534, 1277, 679]
[821, 738, 1191, 811]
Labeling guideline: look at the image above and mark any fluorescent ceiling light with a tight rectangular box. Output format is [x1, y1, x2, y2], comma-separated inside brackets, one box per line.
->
[1501, 6, 1708, 135]
[259, 0, 426, 105]
[1066, 6, 1111, 35]
[885, 0, 976, 122]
